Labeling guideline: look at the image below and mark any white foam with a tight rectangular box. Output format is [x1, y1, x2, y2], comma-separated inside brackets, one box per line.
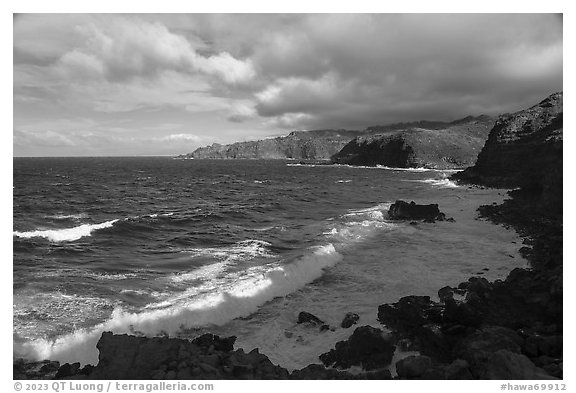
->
[13, 219, 119, 242]
[47, 213, 89, 220]
[416, 178, 460, 188]
[14, 244, 342, 366]
[287, 163, 463, 173]
[180, 239, 273, 262]
[324, 203, 396, 244]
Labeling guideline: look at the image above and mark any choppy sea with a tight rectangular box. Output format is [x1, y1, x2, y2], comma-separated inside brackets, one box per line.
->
[13, 157, 526, 369]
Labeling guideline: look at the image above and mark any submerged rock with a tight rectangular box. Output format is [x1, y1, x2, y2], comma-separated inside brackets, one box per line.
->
[341, 312, 360, 328]
[297, 311, 324, 326]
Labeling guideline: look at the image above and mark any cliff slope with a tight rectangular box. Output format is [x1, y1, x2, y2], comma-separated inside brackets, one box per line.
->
[331, 117, 494, 169]
[182, 129, 361, 160]
[453, 92, 562, 193]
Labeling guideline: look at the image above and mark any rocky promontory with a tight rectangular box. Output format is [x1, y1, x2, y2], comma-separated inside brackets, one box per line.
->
[179, 116, 493, 165]
[331, 116, 494, 169]
[453, 92, 562, 193]
[180, 129, 361, 160]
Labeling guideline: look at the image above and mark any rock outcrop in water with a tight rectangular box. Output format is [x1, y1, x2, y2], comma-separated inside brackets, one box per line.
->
[331, 116, 494, 169]
[388, 200, 446, 222]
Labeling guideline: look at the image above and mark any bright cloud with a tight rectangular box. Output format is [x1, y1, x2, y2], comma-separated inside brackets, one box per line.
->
[13, 14, 562, 156]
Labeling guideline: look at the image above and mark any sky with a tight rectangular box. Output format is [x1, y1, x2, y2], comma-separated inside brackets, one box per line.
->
[13, 13, 563, 157]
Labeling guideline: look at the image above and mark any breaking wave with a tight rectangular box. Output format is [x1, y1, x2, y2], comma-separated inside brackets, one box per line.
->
[13, 244, 342, 366]
[13, 220, 119, 242]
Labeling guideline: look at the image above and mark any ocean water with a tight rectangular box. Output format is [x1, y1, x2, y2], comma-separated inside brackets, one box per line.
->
[13, 157, 526, 369]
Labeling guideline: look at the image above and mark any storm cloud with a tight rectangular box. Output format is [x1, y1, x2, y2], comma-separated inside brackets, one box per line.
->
[14, 13, 562, 156]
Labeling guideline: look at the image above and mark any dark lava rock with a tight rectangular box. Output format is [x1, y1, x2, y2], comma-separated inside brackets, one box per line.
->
[443, 359, 473, 379]
[290, 364, 392, 380]
[14, 359, 61, 380]
[477, 350, 557, 380]
[55, 362, 81, 379]
[437, 286, 454, 303]
[388, 201, 446, 221]
[341, 312, 360, 328]
[297, 311, 324, 326]
[395, 355, 433, 379]
[319, 326, 395, 371]
[89, 332, 289, 380]
[192, 333, 236, 352]
[378, 295, 442, 332]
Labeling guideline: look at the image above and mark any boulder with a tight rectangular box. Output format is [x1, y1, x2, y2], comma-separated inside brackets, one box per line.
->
[297, 311, 324, 326]
[388, 201, 446, 221]
[192, 333, 236, 352]
[89, 332, 290, 380]
[341, 312, 360, 328]
[378, 296, 441, 332]
[319, 326, 396, 371]
[13, 359, 61, 380]
[479, 350, 557, 379]
[55, 362, 81, 379]
[395, 355, 433, 379]
[443, 359, 473, 379]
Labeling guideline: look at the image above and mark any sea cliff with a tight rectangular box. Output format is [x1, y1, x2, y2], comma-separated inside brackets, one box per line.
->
[331, 117, 494, 169]
[180, 129, 361, 160]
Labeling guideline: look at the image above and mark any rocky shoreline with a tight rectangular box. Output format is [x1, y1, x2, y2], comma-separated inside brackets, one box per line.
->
[14, 93, 562, 380]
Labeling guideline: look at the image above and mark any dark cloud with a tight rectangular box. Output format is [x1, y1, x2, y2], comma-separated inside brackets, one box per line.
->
[13, 14, 563, 156]
[249, 14, 562, 129]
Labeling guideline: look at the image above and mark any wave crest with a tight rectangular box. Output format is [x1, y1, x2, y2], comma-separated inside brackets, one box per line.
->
[14, 244, 342, 365]
[13, 220, 119, 242]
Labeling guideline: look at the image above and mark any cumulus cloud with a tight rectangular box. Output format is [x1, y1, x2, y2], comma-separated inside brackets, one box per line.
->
[13, 14, 563, 156]
[54, 16, 255, 85]
[248, 14, 563, 129]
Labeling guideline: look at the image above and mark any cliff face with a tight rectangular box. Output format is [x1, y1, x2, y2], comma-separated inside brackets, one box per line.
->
[453, 92, 563, 212]
[331, 117, 494, 169]
[183, 130, 361, 160]
[179, 116, 493, 162]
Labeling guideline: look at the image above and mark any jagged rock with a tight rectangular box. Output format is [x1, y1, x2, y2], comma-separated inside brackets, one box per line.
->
[341, 312, 360, 328]
[443, 359, 473, 379]
[291, 364, 392, 380]
[192, 333, 236, 352]
[438, 286, 454, 302]
[378, 295, 441, 332]
[388, 201, 446, 221]
[55, 362, 81, 379]
[89, 332, 289, 380]
[453, 92, 563, 203]
[319, 326, 395, 371]
[395, 355, 433, 379]
[297, 311, 324, 326]
[478, 350, 556, 379]
[14, 359, 60, 379]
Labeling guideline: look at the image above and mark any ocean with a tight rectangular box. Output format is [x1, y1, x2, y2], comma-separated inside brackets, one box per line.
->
[13, 157, 526, 370]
